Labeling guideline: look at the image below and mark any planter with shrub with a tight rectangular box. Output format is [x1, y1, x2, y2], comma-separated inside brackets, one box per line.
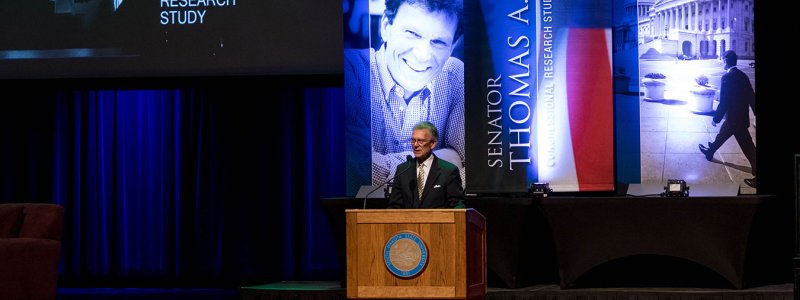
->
[642, 72, 667, 101]
[688, 74, 717, 113]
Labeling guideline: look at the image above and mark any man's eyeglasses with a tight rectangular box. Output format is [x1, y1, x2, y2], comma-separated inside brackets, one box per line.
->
[410, 139, 431, 146]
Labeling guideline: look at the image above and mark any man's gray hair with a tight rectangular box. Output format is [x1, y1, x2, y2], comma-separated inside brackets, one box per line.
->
[413, 121, 439, 142]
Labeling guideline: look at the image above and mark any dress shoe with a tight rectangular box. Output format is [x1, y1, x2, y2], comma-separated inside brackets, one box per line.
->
[698, 144, 713, 161]
[744, 177, 756, 188]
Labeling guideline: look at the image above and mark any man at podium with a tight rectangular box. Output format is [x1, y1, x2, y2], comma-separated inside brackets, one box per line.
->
[388, 122, 465, 209]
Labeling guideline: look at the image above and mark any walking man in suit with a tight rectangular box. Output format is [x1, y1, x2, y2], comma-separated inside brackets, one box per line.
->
[699, 50, 757, 188]
[389, 121, 465, 208]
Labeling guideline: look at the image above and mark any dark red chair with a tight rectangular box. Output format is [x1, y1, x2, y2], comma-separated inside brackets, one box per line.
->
[0, 203, 65, 300]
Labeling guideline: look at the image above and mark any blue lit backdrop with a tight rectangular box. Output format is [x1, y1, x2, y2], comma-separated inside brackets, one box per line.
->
[0, 84, 345, 287]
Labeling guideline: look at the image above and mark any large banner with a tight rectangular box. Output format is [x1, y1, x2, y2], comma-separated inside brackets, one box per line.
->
[343, 0, 466, 196]
[343, 0, 758, 196]
[464, 0, 615, 193]
[635, 0, 758, 194]
[344, 0, 616, 195]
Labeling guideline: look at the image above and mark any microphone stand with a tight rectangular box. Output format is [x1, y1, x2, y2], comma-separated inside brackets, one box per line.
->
[362, 155, 414, 209]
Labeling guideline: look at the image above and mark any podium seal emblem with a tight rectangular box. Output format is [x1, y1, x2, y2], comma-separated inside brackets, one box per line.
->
[384, 231, 428, 278]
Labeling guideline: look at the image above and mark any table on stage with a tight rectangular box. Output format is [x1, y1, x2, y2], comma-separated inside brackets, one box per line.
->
[540, 195, 771, 289]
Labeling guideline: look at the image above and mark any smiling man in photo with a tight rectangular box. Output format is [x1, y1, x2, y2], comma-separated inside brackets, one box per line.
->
[344, 0, 465, 189]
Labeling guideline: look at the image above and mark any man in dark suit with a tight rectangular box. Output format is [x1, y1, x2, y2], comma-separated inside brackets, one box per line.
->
[699, 50, 757, 188]
[388, 121, 465, 208]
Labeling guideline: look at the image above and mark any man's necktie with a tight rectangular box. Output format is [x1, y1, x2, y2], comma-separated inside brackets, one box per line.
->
[417, 163, 425, 199]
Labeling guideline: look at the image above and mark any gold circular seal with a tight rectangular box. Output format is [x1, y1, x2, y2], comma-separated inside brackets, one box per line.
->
[388, 238, 422, 271]
[384, 231, 428, 278]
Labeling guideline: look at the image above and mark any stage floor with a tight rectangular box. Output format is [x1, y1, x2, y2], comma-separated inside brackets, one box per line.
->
[240, 281, 793, 300]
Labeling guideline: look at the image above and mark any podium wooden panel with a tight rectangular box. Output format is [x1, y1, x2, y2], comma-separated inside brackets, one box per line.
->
[346, 209, 486, 299]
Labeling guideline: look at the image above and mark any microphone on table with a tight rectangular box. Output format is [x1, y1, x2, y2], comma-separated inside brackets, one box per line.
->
[362, 155, 414, 209]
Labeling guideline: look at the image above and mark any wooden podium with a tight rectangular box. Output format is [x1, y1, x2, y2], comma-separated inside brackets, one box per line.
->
[346, 209, 486, 299]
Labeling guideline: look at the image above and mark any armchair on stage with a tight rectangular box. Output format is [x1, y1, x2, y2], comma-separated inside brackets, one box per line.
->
[346, 209, 486, 299]
[0, 203, 65, 300]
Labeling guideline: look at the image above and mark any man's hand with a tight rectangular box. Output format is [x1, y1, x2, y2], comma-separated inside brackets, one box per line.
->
[711, 120, 718, 127]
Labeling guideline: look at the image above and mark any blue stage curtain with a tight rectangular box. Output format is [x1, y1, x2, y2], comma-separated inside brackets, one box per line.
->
[1, 85, 345, 287]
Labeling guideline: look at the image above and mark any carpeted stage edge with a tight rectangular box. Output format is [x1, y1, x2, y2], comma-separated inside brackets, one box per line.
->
[56, 287, 238, 300]
[239, 281, 793, 300]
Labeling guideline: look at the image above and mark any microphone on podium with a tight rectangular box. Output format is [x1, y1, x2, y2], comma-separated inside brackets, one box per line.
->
[362, 155, 414, 209]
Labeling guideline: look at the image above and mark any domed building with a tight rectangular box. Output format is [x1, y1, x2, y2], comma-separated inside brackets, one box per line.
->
[639, 0, 754, 59]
